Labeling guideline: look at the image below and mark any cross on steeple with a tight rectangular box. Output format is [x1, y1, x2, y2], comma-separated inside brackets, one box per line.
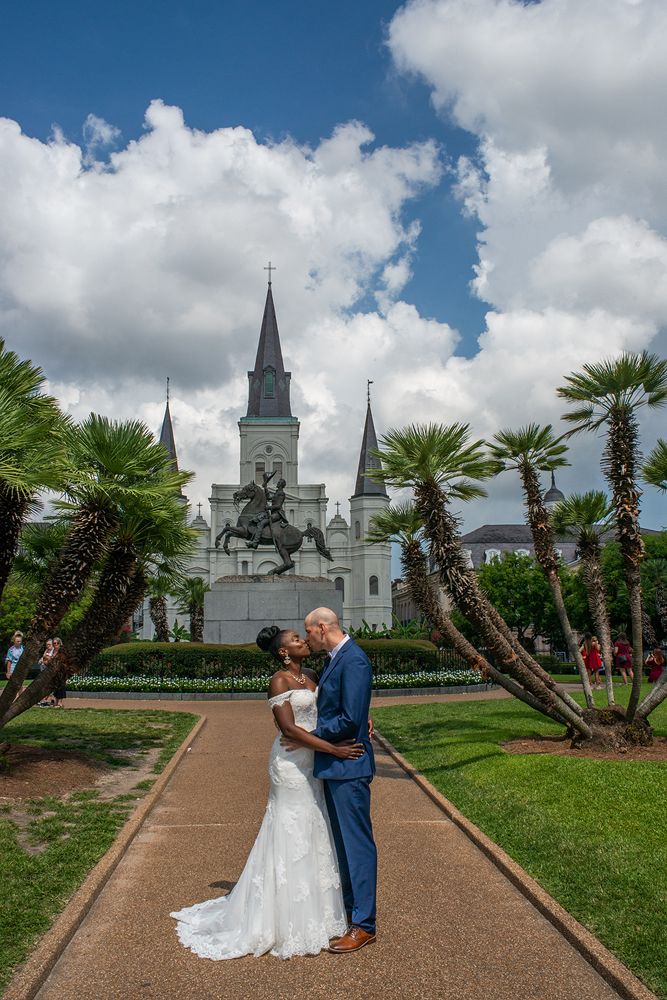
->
[197, 502, 202, 517]
[367, 379, 373, 405]
[166, 376, 170, 401]
[335, 501, 341, 516]
[264, 261, 276, 285]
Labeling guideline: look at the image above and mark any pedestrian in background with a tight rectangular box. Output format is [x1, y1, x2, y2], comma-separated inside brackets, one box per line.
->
[614, 633, 634, 685]
[5, 631, 25, 700]
[646, 647, 665, 684]
[51, 638, 67, 708]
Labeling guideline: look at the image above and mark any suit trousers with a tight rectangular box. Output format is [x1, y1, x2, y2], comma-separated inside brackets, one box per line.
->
[324, 776, 377, 933]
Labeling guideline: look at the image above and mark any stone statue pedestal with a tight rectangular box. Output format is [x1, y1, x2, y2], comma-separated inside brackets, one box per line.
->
[204, 575, 343, 645]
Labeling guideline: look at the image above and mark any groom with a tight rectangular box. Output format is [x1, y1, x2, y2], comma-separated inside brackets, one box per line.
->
[304, 607, 377, 953]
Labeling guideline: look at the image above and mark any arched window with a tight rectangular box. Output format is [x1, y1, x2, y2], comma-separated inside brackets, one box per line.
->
[515, 548, 530, 557]
[334, 576, 345, 600]
[462, 548, 473, 568]
[354, 520, 361, 540]
[484, 548, 501, 564]
[263, 369, 275, 397]
[273, 459, 283, 478]
[255, 460, 265, 485]
[369, 575, 379, 596]
[241, 561, 248, 576]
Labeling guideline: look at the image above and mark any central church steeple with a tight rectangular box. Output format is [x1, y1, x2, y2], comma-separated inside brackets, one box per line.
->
[239, 276, 299, 489]
[246, 280, 293, 420]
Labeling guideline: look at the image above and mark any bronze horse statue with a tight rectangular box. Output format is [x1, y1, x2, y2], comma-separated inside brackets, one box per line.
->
[214, 481, 333, 576]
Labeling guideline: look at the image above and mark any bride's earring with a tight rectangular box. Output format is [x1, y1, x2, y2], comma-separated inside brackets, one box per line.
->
[282, 654, 291, 666]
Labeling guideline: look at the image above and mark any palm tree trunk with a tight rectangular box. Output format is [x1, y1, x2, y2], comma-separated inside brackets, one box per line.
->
[0, 487, 30, 602]
[580, 547, 615, 705]
[1, 566, 147, 725]
[0, 502, 116, 721]
[519, 464, 594, 707]
[149, 596, 170, 642]
[636, 668, 667, 719]
[189, 602, 204, 643]
[414, 481, 592, 739]
[401, 542, 569, 726]
[547, 570, 594, 708]
[605, 408, 645, 721]
[482, 588, 585, 716]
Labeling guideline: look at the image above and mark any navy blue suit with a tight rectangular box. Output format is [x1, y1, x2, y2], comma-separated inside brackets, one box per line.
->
[312, 638, 377, 932]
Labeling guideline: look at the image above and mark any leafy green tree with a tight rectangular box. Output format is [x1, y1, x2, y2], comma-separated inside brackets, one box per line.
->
[558, 351, 667, 720]
[478, 552, 554, 646]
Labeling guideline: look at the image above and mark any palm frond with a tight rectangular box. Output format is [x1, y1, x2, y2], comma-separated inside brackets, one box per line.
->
[367, 502, 424, 545]
[371, 422, 494, 495]
[489, 423, 570, 471]
[642, 439, 667, 492]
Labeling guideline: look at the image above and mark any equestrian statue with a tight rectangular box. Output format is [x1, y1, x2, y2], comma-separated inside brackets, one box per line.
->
[214, 471, 333, 576]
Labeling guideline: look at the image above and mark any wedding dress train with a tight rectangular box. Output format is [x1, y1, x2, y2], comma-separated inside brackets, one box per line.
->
[171, 687, 347, 959]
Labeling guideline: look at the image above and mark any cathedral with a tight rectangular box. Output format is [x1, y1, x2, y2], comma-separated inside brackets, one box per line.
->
[146, 279, 392, 636]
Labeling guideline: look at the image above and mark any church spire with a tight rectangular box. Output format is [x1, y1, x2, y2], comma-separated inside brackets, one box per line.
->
[246, 277, 293, 419]
[352, 390, 387, 498]
[159, 378, 179, 472]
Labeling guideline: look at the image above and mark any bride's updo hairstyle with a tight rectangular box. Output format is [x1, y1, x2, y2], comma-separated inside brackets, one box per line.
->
[256, 625, 289, 663]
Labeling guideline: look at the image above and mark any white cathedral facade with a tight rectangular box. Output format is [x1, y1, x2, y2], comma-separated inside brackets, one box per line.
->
[145, 280, 392, 635]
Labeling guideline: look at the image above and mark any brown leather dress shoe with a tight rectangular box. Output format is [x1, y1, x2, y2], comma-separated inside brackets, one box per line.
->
[328, 926, 376, 953]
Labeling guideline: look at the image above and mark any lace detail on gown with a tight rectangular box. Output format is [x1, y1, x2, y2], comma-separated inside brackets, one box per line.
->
[170, 688, 346, 959]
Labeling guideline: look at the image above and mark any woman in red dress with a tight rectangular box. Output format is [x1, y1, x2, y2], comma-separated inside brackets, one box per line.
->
[580, 633, 602, 690]
[613, 633, 634, 685]
[645, 647, 665, 683]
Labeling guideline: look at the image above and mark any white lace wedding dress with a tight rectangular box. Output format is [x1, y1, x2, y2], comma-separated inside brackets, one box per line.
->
[171, 687, 347, 959]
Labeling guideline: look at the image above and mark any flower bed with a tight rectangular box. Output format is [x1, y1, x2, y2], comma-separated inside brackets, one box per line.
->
[68, 669, 483, 694]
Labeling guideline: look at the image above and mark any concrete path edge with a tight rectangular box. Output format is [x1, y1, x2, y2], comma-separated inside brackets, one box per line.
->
[372, 730, 658, 1000]
[3, 713, 207, 1000]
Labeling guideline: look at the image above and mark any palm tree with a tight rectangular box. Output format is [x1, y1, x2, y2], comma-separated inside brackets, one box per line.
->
[551, 491, 615, 704]
[558, 351, 667, 720]
[148, 573, 173, 643]
[10, 493, 195, 716]
[368, 503, 571, 726]
[642, 439, 667, 493]
[372, 423, 591, 739]
[0, 414, 190, 724]
[0, 340, 67, 601]
[175, 576, 210, 643]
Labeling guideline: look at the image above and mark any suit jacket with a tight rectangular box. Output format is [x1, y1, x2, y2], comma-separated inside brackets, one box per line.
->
[312, 638, 375, 780]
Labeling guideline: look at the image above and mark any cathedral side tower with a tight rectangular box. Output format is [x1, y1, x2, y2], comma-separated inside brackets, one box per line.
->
[347, 399, 392, 629]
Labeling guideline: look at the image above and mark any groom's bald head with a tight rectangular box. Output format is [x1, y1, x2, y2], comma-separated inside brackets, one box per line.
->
[304, 607, 345, 652]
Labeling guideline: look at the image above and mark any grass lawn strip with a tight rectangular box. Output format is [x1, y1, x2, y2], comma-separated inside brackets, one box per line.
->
[372, 685, 667, 1000]
[0, 708, 197, 994]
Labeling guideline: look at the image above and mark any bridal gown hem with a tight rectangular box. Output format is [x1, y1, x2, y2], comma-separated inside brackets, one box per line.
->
[170, 687, 347, 960]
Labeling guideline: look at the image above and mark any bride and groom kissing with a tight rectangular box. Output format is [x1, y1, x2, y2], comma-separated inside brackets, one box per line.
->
[171, 607, 378, 960]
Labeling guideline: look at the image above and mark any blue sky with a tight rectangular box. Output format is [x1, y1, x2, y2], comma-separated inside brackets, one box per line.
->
[1, 0, 665, 536]
[1, 0, 484, 344]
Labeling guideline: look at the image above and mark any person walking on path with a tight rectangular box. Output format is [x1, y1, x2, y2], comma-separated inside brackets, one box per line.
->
[614, 633, 634, 685]
[299, 606, 378, 953]
[50, 638, 67, 708]
[37, 638, 56, 707]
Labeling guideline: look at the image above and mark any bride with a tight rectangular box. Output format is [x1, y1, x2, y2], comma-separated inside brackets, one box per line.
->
[171, 625, 365, 960]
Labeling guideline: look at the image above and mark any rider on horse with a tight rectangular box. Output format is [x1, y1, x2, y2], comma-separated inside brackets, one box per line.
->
[247, 471, 288, 548]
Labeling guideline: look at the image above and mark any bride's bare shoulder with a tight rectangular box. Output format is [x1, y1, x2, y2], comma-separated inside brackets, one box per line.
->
[268, 670, 290, 698]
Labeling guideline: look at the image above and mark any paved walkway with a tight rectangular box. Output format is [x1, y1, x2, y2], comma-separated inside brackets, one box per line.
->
[35, 695, 621, 1000]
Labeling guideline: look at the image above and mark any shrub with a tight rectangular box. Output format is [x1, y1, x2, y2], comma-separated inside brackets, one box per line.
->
[84, 638, 463, 682]
[534, 653, 578, 674]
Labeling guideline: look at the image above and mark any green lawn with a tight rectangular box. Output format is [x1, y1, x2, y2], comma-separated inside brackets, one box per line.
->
[0, 708, 198, 993]
[373, 687, 667, 999]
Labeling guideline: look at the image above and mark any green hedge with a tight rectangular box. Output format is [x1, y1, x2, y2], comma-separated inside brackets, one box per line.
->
[85, 638, 459, 681]
[534, 654, 578, 674]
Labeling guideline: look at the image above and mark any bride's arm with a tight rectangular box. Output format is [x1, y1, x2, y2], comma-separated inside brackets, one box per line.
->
[269, 676, 364, 759]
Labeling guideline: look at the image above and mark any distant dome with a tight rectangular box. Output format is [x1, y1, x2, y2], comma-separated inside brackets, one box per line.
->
[544, 472, 565, 505]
